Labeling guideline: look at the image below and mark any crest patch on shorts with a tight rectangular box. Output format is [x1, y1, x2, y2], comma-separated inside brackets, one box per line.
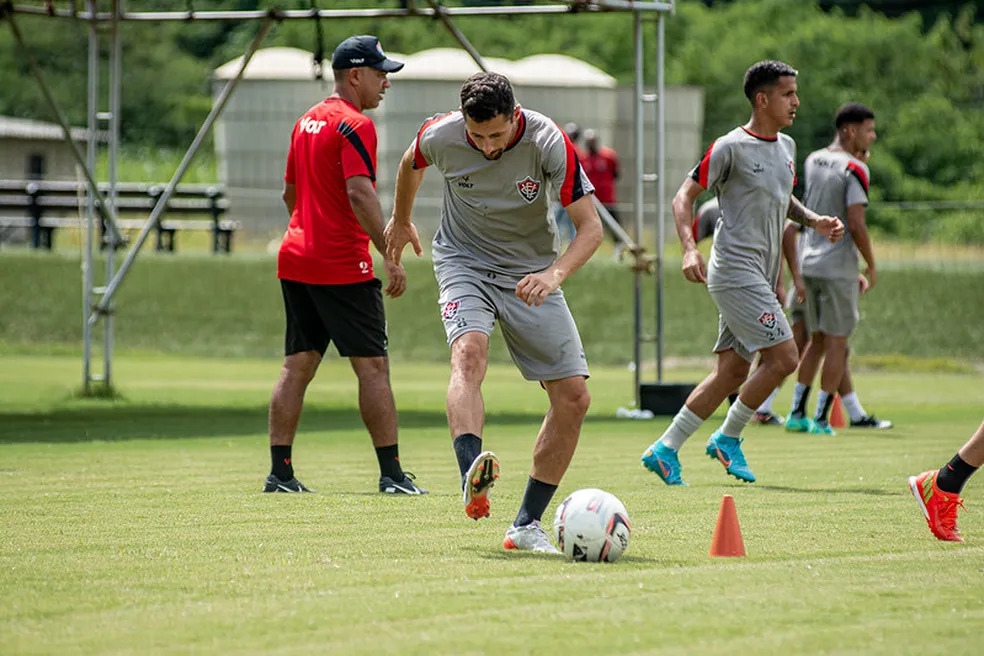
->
[516, 176, 541, 204]
[442, 300, 460, 321]
[758, 312, 777, 330]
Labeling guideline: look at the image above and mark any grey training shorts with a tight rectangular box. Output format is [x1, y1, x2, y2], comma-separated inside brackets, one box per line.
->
[436, 269, 589, 382]
[709, 282, 793, 363]
[786, 282, 805, 323]
[802, 275, 858, 338]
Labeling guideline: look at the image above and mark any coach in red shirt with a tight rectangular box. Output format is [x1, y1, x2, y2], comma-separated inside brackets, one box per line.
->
[265, 35, 427, 496]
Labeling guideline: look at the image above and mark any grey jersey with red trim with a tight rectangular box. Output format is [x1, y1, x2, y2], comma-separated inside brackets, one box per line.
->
[412, 109, 593, 283]
[690, 126, 797, 290]
[800, 148, 869, 280]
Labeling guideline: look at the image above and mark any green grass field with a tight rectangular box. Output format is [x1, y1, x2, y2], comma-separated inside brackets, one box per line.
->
[1, 353, 982, 655]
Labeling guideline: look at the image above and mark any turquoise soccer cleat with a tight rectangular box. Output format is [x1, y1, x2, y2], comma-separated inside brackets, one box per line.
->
[705, 430, 756, 483]
[641, 441, 687, 486]
[809, 420, 836, 436]
[785, 413, 813, 433]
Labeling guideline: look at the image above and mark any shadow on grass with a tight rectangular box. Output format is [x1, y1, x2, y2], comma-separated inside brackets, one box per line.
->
[0, 405, 615, 444]
[756, 484, 899, 497]
[467, 545, 662, 565]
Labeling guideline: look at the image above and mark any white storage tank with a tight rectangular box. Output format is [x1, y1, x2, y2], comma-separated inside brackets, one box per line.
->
[213, 46, 700, 244]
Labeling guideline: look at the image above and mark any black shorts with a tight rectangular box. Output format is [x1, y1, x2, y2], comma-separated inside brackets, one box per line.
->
[280, 278, 387, 358]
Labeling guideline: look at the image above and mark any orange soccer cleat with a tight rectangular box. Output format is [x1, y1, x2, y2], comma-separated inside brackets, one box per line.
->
[908, 470, 965, 542]
[463, 451, 499, 520]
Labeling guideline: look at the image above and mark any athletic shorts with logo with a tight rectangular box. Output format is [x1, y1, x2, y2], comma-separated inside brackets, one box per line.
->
[710, 282, 793, 363]
[801, 275, 858, 337]
[437, 268, 589, 382]
[281, 278, 387, 357]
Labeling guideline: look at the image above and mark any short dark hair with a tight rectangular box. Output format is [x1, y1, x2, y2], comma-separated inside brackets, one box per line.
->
[835, 102, 875, 129]
[743, 60, 798, 104]
[460, 72, 515, 123]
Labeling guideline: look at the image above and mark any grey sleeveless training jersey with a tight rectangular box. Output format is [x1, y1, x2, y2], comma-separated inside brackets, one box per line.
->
[800, 148, 869, 280]
[412, 109, 593, 284]
[690, 126, 797, 291]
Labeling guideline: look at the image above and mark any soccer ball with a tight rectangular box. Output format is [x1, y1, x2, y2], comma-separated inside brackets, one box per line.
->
[552, 488, 631, 563]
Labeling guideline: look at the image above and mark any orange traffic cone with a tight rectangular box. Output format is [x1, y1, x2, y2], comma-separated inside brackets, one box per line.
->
[709, 494, 746, 557]
[829, 395, 846, 429]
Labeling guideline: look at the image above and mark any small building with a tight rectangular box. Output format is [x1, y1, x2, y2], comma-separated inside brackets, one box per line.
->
[213, 47, 703, 241]
[0, 115, 92, 181]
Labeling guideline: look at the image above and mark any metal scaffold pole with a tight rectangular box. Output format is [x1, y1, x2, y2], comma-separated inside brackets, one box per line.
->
[632, 10, 645, 408]
[90, 14, 276, 321]
[2, 1, 676, 408]
[103, 0, 123, 389]
[82, 0, 98, 393]
[656, 11, 666, 383]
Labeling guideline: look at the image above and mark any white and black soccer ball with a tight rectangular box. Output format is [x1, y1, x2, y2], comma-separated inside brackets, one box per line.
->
[552, 488, 631, 563]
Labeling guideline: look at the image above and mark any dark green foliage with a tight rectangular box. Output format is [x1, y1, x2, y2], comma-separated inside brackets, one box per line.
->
[2, 0, 982, 240]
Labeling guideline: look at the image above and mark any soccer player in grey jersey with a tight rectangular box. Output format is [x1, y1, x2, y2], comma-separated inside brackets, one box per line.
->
[786, 102, 891, 433]
[384, 72, 603, 553]
[641, 60, 844, 486]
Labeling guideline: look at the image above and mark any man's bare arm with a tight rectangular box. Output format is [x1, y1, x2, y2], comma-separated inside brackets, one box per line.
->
[384, 145, 426, 264]
[551, 194, 604, 284]
[282, 183, 296, 216]
[787, 195, 820, 228]
[673, 178, 707, 283]
[782, 221, 802, 284]
[391, 146, 426, 226]
[846, 203, 877, 288]
[345, 175, 387, 254]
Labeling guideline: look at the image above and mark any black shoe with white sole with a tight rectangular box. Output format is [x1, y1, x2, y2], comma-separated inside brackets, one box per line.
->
[379, 471, 428, 495]
[263, 474, 315, 493]
[850, 415, 894, 429]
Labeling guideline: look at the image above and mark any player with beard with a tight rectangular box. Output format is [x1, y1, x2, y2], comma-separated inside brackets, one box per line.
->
[384, 72, 603, 553]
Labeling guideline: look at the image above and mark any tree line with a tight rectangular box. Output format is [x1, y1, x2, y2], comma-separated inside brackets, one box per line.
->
[1, 0, 981, 240]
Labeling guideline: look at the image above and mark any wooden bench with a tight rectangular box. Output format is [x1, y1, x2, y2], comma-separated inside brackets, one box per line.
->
[0, 180, 238, 253]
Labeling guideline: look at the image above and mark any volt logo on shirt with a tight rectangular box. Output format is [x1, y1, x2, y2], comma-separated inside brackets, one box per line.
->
[300, 117, 327, 134]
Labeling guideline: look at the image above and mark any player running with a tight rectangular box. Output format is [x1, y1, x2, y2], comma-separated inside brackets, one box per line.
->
[641, 60, 844, 486]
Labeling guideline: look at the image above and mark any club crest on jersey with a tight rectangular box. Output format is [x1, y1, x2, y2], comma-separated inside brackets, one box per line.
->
[787, 160, 796, 176]
[442, 300, 460, 321]
[758, 312, 777, 330]
[516, 176, 542, 204]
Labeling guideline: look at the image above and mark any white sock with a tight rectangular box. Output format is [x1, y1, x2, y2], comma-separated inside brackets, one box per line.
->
[815, 390, 833, 423]
[756, 388, 779, 414]
[841, 391, 866, 422]
[658, 405, 704, 451]
[721, 399, 755, 439]
[790, 382, 809, 416]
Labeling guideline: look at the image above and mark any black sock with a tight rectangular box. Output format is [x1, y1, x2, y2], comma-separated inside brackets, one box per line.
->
[727, 393, 738, 406]
[794, 385, 811, 417]
[375, 444, 404, 481]
[816, 393, 834, 423]
[936, 454, 978, 494]
[453, 433, 482, 489]
[513, 477, 558, 527]
[271, 445, 293, 480]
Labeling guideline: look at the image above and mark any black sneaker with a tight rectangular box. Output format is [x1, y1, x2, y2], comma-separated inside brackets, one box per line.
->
[263, 474, 315, 493]
[850, 415, 893, 429]
[754, 411, 785, 426]
[379, 471, 428, 495]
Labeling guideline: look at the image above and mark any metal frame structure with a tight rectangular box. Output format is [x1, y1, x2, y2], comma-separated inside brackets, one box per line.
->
[2, 0, 674, 407]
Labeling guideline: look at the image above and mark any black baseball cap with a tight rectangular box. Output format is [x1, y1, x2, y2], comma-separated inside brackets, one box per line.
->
[331, 35, 404, 72]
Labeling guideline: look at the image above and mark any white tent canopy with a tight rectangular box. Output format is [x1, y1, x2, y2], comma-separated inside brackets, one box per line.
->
[215, 46, 616, 88]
